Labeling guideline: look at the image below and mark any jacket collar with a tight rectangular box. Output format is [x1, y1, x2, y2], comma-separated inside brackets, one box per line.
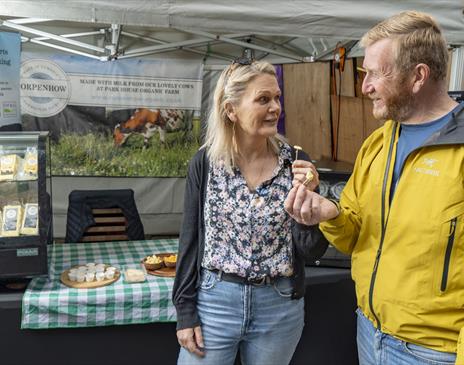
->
[384, 103, 464, 147]
[425, 103, 464, 146]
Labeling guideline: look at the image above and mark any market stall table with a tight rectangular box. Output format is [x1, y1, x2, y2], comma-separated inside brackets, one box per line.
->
[21, 239, 178, 329]
[0, 238, 358, 365]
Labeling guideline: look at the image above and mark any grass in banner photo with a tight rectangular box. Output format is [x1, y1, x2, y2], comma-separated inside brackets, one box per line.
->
[50, 118, 201, 177]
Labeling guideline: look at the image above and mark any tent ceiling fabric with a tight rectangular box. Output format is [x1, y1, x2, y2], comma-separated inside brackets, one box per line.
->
[0, 0, 463, 63]
[1, 0, 463, 41]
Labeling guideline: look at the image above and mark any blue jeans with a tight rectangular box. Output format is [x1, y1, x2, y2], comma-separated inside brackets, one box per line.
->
[357, 308, 456, 365]
[178, 269, 305, 365]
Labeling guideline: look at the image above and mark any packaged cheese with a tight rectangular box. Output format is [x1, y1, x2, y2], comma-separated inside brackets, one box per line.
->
[123, 264, 146, 283]
[23, 147, 38, 178]
[1, 205, 22, 237]
[20, 203, 39, 235]
[0, 154, 20, 181]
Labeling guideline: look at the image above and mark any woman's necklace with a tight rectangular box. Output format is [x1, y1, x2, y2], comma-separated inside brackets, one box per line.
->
[248, 161, 267, 191]
[238, 152, 276, 192]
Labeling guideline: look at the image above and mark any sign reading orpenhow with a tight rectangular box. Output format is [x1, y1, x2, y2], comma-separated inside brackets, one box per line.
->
[20, 59, 71, 118]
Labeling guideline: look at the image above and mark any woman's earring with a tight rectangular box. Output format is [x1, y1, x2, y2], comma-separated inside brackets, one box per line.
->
[232, 121, 238, 153]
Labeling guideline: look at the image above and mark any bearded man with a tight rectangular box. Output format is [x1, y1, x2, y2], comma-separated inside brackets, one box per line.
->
[285, 10, 464, 365]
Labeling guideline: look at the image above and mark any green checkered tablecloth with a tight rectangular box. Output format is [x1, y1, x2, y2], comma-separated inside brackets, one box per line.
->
[21, 239, 178, 329]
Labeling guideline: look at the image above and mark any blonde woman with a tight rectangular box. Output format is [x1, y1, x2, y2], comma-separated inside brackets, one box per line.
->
[172, 59, 328, 365]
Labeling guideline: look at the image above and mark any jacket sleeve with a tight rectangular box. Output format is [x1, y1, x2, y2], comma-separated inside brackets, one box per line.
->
[318, 188, 362, 255]
[319, 136, 368, 255]
[172, 152, 202, 330]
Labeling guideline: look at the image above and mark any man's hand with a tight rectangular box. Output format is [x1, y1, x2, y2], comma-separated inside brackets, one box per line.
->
[177, 326, 205, 357]
[285, 184, 339, 225]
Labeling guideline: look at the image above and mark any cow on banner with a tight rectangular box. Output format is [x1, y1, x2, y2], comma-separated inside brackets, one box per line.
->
[113, 108, 193, 148]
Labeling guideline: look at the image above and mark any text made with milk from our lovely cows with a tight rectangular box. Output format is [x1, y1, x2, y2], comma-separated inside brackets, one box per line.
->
[81, 78, 194, 95]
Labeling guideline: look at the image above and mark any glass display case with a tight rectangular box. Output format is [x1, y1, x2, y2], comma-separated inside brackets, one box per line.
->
[0, 132, 50, 279]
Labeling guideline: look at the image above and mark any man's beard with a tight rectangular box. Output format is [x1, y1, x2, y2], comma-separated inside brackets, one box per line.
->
[372, 80, 414, 123]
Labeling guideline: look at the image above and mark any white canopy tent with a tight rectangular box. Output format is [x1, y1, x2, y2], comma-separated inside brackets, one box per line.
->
[1, 1, 463, 238]
[0, 0, 463, 65]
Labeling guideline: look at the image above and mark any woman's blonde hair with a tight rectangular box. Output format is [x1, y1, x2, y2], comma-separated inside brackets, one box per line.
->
[360, 11, 448, 82]
[203, 60, 285, 170]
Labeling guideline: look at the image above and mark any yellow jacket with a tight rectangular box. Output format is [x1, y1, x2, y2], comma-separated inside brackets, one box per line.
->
[320, 112, 464, 357]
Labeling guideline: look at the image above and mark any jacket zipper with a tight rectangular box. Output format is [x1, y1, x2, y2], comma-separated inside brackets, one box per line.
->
[369, 124, 398, 329]
[440, 217, 457, 292]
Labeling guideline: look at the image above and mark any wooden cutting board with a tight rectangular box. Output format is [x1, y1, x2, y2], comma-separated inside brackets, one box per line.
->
[60, 266, 120, 289]
[146, 266, 176, 277]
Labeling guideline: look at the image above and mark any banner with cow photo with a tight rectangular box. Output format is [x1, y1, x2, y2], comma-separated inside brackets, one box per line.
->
[20, 53, 203, 177]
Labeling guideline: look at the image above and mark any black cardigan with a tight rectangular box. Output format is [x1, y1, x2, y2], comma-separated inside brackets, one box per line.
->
[172, 147, 329, 330]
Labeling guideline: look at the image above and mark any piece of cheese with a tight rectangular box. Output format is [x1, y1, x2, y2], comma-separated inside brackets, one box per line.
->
[23, 149, 38, 177]
[146, 255, 163, 264]
[164, 254, 177, 263]
[125, 268, 145, 283]
[1, 205, 22, 237]
[305, 170, 314, 183]
[0, 154, 20, 181]
[21, 203, 39, 235]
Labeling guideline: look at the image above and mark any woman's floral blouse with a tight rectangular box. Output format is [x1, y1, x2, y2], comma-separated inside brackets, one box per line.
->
[202, 143, 294, 280]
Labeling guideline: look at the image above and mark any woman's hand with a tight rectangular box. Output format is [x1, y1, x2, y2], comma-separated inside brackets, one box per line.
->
[285, 184, 339, 226]
[177, 326, 205, 357]
[292, 160, 319, 191]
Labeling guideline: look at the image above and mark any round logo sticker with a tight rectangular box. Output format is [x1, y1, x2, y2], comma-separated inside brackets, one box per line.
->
[6, 209, 17, 219]
[20, 59, 71, 117]
[27, 206, 38, 216]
